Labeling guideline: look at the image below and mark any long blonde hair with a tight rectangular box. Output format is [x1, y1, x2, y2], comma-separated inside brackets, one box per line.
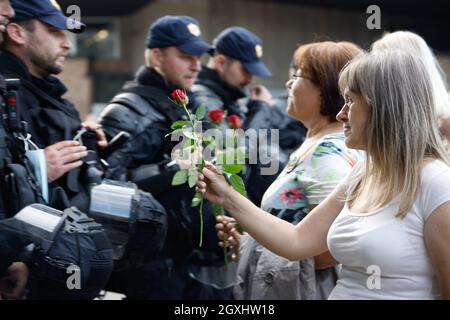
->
[372, 31, 450, 119]
[339, 50, 450, 218]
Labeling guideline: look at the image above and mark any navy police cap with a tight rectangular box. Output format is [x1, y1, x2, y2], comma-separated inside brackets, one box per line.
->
[11, 0, 85, 33]
[213, 27, 272, 78]
[147, 15, 211, 56]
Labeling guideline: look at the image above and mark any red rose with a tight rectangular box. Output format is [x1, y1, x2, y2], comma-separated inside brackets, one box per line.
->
[227, 115, 243, 129]
[171, 89, 189, 107]
[208, 109, 225, 124]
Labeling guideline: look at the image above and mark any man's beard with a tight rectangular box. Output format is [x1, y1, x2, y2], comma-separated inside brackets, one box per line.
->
[27, 47, 63, 76]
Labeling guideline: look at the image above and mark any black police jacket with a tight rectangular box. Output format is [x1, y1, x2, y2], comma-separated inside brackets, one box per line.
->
[192, 66, 246, 119]
[0, 50, 88, 211]
[99, 66, 222, 263]
[193, 66, 297, 206]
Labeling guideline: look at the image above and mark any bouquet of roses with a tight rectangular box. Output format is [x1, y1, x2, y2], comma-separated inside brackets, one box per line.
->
[169, 89, 247, 267]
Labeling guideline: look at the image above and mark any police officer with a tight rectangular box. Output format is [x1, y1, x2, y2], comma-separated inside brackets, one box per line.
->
[0, 1, 169, 300]
[0, 0, 28, 301]
[99, 16, 223, 299]
[0, 0, 108, 212]
[192, 27, 274, 119]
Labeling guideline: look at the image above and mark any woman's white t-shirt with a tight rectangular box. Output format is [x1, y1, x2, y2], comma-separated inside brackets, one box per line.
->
[327, 160, 450, 299]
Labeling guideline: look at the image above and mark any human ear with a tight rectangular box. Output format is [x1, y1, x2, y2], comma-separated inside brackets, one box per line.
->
[5, 23, 28, 46]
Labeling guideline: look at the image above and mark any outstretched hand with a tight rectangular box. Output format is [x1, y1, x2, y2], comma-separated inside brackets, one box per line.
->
[196, 164, 235, 206]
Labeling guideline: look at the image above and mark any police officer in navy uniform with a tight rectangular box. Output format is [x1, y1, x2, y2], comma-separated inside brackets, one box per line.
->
[192, 27, 274, 122]
[0, 0, 110, 213]
[0, 0, 29, 300]
[99, 16, 229, 299]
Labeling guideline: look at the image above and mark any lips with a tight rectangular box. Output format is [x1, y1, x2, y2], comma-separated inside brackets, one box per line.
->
[184, 75, 196, 81]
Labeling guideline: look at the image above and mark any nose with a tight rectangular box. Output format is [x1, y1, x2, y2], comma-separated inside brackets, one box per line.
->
[243, 69, 253, 85]
[2, 2, 15, 19]
[191, 57, 201, 72]
[285, 78, 294, 90]
[61, 34, 72, 51]
[336, 104, 348, 122]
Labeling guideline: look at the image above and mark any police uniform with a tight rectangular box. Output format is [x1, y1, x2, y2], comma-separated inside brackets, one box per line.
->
[0, 1, 118, 300]
[0, 0, 88, 211]
[192, 27, 273, 124]
[99, 16, 228, 300]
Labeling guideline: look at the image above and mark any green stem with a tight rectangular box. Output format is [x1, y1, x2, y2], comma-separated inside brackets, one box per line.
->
[199, 196, 204, 247]
[223, 227, 229, 271]
[219, 207, 229, 271]
[183, 105, 195, 128]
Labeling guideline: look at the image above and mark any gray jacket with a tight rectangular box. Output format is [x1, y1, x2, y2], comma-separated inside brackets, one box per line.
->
[234, 234, 337, 300]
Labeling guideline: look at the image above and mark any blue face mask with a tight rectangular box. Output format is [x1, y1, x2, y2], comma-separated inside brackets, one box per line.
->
[25, 139, 49, 203]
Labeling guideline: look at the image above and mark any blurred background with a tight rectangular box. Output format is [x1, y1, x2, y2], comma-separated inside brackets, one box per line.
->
[56, 0, 450, 120]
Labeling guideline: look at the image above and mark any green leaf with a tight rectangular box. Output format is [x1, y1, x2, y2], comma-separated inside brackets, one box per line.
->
[213, 204, 225, 217]
[191, 192, 202, 207]
[183, 138, 195, 148]
[203, 135, 214, 145]
[172, 169, 188, 186]
[195, 104, 206, 121]
[171, 120, 190, 130]
[200, 157, 206, 170]
[188, 169, 198, 188]
[166, 128, 183, 138]
[183, 131, 198, 140]
[228, 174, 247, 196]
[223, 164, 244, 174]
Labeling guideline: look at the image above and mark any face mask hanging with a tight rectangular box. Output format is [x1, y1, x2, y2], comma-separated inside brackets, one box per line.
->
[23, 135, 49, 203]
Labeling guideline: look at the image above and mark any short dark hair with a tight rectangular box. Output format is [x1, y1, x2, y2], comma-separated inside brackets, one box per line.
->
[17, 20, 36, 32]
[1, 20, 37, 49]
[294, 41, 361, 121]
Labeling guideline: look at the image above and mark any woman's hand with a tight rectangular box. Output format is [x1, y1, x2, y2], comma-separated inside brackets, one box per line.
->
[216, 215, 242, 260]
[197, 164, 235, 207]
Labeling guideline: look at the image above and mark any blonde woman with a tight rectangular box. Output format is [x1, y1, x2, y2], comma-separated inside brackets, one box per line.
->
[197, 50, 450, 299]
[372, 31, 450, 148]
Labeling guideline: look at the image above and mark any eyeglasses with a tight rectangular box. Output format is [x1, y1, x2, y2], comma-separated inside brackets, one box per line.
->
[291, 73, 315, 83]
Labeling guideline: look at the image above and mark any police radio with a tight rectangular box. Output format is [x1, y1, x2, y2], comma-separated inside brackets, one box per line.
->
[4, 79, 21, 132]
